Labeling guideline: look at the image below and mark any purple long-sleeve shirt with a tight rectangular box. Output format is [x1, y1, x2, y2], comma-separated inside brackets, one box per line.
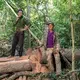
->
[46, 30, 54, 48]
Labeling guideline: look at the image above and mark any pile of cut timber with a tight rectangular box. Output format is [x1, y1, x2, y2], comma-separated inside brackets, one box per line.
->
[0, 48, 50, 80]
[0, 48, 80, 80]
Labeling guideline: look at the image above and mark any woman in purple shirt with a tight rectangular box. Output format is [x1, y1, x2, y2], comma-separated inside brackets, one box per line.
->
[43, 22, 61, 75]
[46, 24, 55, 48]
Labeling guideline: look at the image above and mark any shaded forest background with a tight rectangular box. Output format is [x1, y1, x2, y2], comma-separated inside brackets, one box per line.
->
[0, 0, 80, 49]
[0, 0, 80, 79]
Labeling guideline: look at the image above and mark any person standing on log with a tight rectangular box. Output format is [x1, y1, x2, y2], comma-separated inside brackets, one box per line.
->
[41, 22, 61, 75]
[11, 9, 30, 57]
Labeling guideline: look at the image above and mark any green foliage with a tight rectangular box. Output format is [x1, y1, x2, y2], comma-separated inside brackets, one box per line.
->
[0, 0, 80, 48]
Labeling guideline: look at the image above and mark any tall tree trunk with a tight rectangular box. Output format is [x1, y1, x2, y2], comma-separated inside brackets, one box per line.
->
[69, 0, 75, 72]
[69, 0, 75, 80]
[27, 0, 31, 48]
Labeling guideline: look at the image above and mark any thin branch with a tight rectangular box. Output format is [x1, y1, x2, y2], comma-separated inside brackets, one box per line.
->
[4, 0, 17, 17]
[62, 69, 80, 77]
[7, 71, 41, 80]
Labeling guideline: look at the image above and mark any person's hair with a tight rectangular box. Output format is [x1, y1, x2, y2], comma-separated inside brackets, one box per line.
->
[46, 22, 55, 31]
[17, 9, 23, 13]
[46, 22, 55, 27]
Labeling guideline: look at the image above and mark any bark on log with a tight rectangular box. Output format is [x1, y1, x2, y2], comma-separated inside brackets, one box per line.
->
[61, 49, 80, 61]
[0, 74, 9, 79]
[0, 57, 20, 62]
[0, 60, 34, 74]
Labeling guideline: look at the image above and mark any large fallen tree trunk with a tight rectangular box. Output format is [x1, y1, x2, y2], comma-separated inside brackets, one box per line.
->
[0, 60, 35, 74]
[0, 49, 80, 62]
[61, 49, 80, 61]
[0, 48, 79, 73]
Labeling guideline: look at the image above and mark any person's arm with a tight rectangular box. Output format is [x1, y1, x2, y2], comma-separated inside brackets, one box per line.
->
[54, 32, 60, 52]
[20, 17, 30, 31]
[20, 25, 29, 31]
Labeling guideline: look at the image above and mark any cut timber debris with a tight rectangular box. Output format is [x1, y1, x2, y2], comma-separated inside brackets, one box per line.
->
[0, 48, 80, 80]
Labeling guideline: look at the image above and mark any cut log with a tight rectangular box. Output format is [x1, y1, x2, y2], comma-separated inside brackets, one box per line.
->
[61, 49, 80, 61]
[0, 60, 34, 74]
[0, 49, 80, 63]
[0, 57, 21, 62]
[2, 78, 7, 80]
[0, 48, 80, 76]
[19, 76, 23, 80]
[23, 76, 27, 80]
[40, 65, 49, 73]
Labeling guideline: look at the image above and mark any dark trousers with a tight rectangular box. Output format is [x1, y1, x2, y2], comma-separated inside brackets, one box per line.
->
[11, 31, 24, 57]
